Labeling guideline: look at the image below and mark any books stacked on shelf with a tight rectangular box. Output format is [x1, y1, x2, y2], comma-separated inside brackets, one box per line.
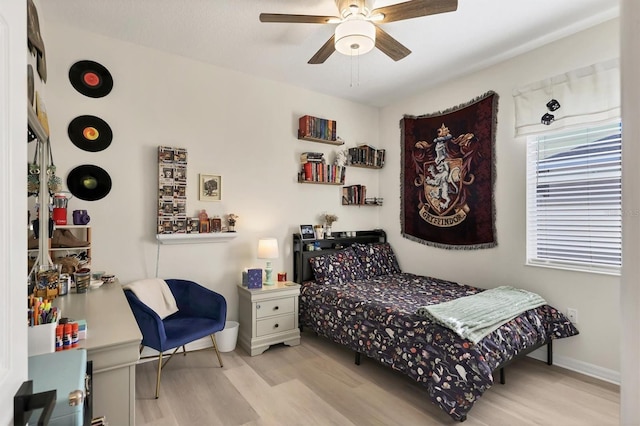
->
[364, 197, 384, 206]
[348, 144, 386, 168]
[342, 185, 367, 205]
[299, 153, 345, 184]
[300, 152, 324, 164]
[298, 115, 337, 142]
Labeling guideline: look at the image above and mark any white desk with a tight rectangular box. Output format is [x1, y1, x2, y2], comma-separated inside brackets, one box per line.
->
[53, 282, 141, 426]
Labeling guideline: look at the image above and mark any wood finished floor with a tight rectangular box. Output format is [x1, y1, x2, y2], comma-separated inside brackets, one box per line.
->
[135, 331, 619, 426]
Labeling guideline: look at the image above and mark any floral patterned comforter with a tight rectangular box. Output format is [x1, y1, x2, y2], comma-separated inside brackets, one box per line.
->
[299, 272, 579, 421]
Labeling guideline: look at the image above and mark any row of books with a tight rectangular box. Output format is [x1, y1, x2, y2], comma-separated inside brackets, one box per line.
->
[299, 162, 345, 184]
[342, 185, 367, 205]
[298, 115, 337, 142]
[300, 152, 324, 163]
[348, 145, 386, 168]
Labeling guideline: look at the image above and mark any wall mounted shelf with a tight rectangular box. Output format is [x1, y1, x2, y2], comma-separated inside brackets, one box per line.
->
[297, 180, 343, 186]
[348, 164, 382, 170]
[156, 232, 237, 245]
[298, 136, 344, 145]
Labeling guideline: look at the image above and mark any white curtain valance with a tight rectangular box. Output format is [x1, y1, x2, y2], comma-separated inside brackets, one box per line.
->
[512, 58, 620, 137]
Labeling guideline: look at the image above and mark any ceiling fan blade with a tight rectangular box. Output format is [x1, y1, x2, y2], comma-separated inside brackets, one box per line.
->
[308, 35, 336, 64]
[375, 27, 411, 61]
[372, 0, 458, 24]
[259, 13, 338, 24]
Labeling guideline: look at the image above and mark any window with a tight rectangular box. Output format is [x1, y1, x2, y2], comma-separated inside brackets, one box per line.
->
[526, 121, 622, 275]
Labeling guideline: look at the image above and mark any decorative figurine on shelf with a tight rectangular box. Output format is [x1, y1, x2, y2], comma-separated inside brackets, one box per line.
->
[313, 224, 324, 240]
[335, 149, 347, 167]
[227, 213, 238, 232]
[323, 213, 338, 238]
[198, 209, 209, 233]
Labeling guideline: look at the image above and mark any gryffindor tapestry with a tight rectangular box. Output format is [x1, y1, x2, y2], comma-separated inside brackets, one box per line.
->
[400, 91, 498, 249]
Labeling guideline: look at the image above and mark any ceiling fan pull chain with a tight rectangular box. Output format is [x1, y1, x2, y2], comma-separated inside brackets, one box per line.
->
[350, 48, 361, 88]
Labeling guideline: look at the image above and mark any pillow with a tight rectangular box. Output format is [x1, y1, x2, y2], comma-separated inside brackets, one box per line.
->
[352, 242, 401, 277]
[309, 247, 365, 285]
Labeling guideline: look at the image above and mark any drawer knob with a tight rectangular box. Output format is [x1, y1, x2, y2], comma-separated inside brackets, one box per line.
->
[273, 306, 279, 310]
[274, 323, 279, 328]
[256, 304, 260, 309]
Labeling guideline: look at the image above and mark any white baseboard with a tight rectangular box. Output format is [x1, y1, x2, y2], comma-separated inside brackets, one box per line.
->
[528, 347, 620, 385]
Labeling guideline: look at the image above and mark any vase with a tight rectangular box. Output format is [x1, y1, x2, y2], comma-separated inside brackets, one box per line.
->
[314, 227, 324, 239]
[325, 225, 332, 238]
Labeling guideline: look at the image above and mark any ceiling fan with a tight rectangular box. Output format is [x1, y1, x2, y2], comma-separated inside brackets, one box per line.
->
[259, 0, 458, 64]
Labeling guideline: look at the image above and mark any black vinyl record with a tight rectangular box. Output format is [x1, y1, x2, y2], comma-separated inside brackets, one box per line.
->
[67, 165, 112, 201]
[69, 60, 113, 98]
[68, 115, 112, 152]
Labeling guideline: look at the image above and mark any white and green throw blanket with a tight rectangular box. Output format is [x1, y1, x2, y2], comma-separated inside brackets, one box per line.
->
[416, 286, 547, 344]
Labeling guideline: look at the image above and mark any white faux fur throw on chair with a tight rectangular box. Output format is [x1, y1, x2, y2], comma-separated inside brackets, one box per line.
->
[123, 278, 179, 319]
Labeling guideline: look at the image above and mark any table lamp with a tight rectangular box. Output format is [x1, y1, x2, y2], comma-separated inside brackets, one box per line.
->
[258, 238, 279, 285]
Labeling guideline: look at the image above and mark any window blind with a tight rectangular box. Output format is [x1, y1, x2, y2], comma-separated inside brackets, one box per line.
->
[526, 121, 622, 274]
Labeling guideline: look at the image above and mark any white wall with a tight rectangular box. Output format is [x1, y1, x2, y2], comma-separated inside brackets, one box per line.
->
[378, 19, 621, 380]
[40, 23, 380, 321]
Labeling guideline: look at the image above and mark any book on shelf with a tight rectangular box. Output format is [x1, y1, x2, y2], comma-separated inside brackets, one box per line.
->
[300, 152, 325, 163]
[300, 162, 345, 183]
[348, 145, 386, 168]
[298, 115, 337, 141]
[342, 184, 367, 205]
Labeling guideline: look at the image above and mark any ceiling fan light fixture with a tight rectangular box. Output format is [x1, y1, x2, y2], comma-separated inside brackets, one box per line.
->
[334, 19, 376, 56]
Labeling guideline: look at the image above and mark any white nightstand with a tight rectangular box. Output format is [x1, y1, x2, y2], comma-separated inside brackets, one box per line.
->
[237, 281, 301, 356]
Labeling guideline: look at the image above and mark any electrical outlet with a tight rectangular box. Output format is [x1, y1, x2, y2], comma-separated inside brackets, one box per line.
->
[567, 308, 578, 324]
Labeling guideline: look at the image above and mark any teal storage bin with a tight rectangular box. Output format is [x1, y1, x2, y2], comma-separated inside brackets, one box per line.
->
[28, 349, 87, 425]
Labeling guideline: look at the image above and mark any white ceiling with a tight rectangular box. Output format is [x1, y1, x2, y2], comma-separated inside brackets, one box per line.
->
[40, 0, 619, 108]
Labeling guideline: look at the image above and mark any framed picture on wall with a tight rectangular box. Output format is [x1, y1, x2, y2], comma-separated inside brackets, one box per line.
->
[199, 174, 221, 201]
[300, 224, 315, 240]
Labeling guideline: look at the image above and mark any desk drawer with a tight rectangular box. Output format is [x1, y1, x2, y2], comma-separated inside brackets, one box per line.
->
[256, 314, 295, 337]
[256, 297, 294, 319]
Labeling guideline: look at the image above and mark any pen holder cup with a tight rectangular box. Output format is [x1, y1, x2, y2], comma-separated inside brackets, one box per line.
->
[74, 271, 91, 293]
[28, 322, 56, 356]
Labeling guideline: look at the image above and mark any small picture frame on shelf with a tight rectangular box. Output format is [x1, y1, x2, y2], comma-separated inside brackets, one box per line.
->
[300, 224, 315, 240]
[199, 174, 221, 201]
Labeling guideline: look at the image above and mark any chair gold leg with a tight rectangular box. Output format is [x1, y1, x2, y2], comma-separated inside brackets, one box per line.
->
[155, 352, 163, 399]
[210, 334, 223, 367]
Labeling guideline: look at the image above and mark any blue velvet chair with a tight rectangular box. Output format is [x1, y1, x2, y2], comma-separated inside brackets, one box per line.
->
[124, 278, 227, 398]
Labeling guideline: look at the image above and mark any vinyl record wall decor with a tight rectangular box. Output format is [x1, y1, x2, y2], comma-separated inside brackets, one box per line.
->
[69, 60, 113, 98]
[67, 164, 112, 201]
[68, 115, 112, 152]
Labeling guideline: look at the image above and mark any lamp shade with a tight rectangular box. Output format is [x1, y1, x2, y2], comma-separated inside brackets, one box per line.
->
[258, 238, 279, 259]
[334, 19, 376, 56]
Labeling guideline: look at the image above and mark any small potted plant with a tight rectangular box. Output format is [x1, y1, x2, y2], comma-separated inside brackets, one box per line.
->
[323, 213, 338, 238]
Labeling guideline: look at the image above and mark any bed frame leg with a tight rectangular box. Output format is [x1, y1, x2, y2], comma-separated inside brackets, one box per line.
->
[354, 352, 361, 365]
[499, 367, 505, 385]
[547, 340, 553, 366]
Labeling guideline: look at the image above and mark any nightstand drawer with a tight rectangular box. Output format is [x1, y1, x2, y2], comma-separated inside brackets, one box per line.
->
[256, 314, 295, 337]
[256, 297, 294, 318]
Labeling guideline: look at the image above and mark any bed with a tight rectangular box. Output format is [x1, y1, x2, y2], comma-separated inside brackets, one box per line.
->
[293, 230, 579, 422]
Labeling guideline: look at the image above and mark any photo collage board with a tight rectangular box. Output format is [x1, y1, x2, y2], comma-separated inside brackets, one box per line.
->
[157, 146, 190, 234]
